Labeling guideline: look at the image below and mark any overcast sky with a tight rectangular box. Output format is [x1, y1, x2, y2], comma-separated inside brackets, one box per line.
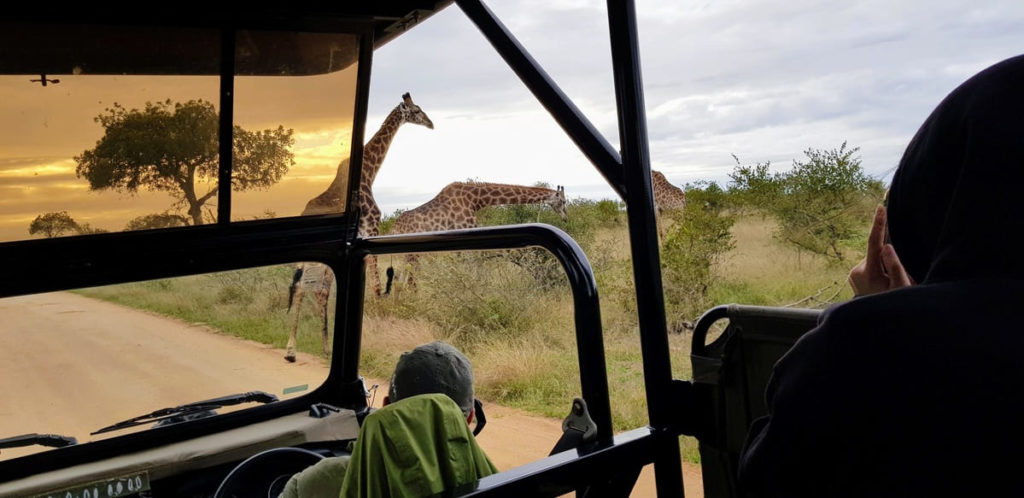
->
[365, 0, 1024, 215]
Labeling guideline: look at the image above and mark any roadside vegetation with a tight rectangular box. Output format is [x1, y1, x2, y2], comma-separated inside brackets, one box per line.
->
[77, 143, 884, 464]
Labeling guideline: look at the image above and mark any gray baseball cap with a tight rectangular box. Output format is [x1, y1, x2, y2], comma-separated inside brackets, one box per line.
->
[389, 341, 475, 416]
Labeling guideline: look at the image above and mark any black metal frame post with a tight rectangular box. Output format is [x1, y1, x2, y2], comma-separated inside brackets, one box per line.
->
[456, 0, 626, 198]
[336, 29, 376, 387]
[217, 27, 235, 225]
[606, 0, 684, 496]
[454, 0, 685, 495]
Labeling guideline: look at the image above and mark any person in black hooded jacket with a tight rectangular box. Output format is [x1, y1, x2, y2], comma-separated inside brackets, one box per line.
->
[739, 54, 1024, 497]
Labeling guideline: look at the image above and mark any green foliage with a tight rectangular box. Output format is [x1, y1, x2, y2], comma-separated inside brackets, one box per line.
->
[727, 156, 783, 211]
[407, 252, 559, 346]
[660, 199, 736, 325]
[683, 180, 729, 213]
[473, 197, 625, 291]
[29, 211, 81, 238]
[75, 99, 295, 225]
[729, 142, 884, 262]
[379, 209, 405, 235]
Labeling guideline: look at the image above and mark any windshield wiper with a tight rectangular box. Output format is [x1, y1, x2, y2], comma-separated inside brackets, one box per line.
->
[91, 391, 279, 436]
[0, 433, 77, 451]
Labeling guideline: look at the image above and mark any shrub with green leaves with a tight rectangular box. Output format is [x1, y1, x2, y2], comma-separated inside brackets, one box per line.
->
[660, 192, 736, 327]
[729, 142, 885, 262]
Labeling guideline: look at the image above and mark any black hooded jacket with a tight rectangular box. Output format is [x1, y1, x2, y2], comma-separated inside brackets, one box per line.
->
[739, 55, 1024, 497]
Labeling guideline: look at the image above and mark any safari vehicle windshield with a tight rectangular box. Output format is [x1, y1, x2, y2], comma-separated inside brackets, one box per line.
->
[0, 22, 359, 461]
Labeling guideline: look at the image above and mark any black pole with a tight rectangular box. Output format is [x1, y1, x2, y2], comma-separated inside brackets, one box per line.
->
[338, 31, 376, 383]
[606, 0, 685, 495]
[217, 27, 236, 225]
[456, 0, 626, 198]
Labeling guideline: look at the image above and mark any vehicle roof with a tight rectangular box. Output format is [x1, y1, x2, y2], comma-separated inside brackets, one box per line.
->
[1, 2, 453, 75]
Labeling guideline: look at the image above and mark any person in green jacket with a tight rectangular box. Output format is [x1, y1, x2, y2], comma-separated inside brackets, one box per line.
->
[279, 341, 497, 498]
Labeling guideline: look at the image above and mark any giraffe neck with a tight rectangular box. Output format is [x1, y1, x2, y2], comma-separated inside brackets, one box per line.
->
[458, 183, 558, 212]
[361, 106, 405, 188]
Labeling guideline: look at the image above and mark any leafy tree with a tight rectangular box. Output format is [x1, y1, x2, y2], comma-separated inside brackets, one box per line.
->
[773, 143, 870, 261]
[379, 209, 406, 235]
[661, 198, 736, 327]
[683, 180, 730, 213]
[124, 213, 190, 231]
[746, 142, 881, 262]
[727, 156, 783, 211]
[29, 211, 81, 238]
[75, 99, 295, 226]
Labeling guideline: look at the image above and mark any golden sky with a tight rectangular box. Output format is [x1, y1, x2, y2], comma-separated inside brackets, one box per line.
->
[0, 63, 357, 242]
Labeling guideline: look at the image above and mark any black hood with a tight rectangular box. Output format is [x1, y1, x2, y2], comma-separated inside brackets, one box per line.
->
[887, 54, 1024, 284]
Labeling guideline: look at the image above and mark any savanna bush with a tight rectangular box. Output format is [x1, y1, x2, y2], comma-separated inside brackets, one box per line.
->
[729, 142, 886, 263]
[404, 251, 564, 347]
[660, 193, 736, 327]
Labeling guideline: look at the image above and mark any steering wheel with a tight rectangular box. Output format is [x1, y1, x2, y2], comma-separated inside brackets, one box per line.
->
[214, 447, 324, 498]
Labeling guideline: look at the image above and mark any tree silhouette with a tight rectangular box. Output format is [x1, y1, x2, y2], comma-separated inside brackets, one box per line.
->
[28, 211, 81, 238]
[75, 99, 295, 225]
[124, 213, 190, 231]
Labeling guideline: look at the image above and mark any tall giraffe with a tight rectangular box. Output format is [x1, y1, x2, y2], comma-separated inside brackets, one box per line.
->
[383, 182, 567, 294]
[652, 170, 687, 238]
[284, 92, 434, 362]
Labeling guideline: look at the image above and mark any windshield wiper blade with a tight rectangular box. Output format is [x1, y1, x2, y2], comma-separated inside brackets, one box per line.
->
[91, 391, 279, 436]
[0, 433, 77, 450]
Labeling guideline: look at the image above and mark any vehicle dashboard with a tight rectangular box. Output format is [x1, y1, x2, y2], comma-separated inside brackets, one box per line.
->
[2, 408, 358, 498]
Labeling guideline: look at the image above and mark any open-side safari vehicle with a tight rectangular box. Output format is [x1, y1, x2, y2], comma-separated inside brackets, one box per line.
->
[0, 2, 823, 497]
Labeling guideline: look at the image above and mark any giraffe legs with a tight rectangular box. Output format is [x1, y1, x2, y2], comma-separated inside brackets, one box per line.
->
[314, 272, 334, 358]
[285, 273, 305, 363]
[388, 254, 420, 299]
[285, 263, 334, 362]
[366, 254, 382, 297]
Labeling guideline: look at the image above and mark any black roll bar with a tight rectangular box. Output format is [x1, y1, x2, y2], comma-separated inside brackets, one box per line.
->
[453, 1, 684, 494]
[346, 224, 614, 443]
[456, 0, 626, 198]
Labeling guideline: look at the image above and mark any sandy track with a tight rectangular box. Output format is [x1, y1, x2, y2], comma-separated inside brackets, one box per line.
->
[0, 292, 702, 496]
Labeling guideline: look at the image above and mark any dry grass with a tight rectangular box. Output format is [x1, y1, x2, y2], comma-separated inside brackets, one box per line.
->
[712, 215, 856, 307]
[359, 315, 440, 380]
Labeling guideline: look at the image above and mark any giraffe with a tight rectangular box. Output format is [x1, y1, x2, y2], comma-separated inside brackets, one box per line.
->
[383, 182, 567, 295]
[652, 170, 687, 238]
[284, 92, 434, 362]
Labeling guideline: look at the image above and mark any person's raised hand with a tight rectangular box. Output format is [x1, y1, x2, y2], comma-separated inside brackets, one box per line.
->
[848, 205, 913, 296]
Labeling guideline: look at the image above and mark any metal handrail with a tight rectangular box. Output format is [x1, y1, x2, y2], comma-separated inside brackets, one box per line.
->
[351, 223, 614, 442]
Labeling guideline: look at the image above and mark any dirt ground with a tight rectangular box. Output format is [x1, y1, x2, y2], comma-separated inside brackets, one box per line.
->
[0, 292, 702, 496]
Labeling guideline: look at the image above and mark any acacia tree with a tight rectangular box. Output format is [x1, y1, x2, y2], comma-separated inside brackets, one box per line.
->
[124, 213, 190, 231]
[28, 212, 108, 237]
[729, 143, 884, 262]
[29, 211, 81, 238]
[75, 99, 295, 226]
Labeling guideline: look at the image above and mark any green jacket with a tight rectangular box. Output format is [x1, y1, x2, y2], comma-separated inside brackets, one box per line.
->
[340, 393, 498, 498]
[279, 455, 351, 498]
[279, 393, 497, 498]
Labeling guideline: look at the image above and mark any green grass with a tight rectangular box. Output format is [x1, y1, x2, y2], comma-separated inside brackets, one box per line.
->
[75, 213, 867, 466]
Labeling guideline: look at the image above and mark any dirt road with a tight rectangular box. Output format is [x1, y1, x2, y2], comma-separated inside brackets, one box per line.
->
[0, 292, 702, 496]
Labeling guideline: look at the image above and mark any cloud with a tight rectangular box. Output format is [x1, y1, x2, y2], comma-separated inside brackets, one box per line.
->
[361, 0, 1024, 207]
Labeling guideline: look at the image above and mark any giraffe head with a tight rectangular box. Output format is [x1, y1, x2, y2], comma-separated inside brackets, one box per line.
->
[546, 185, 568, 221]
[399, 92, 434, 129]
